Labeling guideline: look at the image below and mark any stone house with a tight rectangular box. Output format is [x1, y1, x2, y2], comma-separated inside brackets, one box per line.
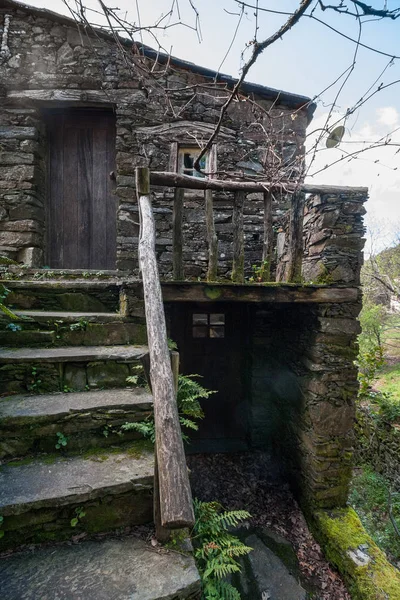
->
[0, 0, 368, 570]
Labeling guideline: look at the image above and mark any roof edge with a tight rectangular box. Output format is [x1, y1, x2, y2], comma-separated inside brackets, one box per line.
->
[0, 0, 316, 121]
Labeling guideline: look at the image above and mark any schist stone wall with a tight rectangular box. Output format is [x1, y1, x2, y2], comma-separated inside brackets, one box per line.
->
[0, 3, 309, 274]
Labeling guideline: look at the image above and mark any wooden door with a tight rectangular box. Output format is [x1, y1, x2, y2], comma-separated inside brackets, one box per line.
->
[170, 303, 248, 452]
[46, 109, 116, 269]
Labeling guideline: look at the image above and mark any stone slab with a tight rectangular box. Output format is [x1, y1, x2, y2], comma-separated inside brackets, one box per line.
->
[14, 310, 125, 323]
[0, 388, 153, 420]
[0, 448, 154, 515]
[0, 536, 201, 600]
[241, 534, 306, 600]
[0, 345, 148, 364]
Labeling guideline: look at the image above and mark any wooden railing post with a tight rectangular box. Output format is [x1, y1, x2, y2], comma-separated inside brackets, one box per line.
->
[232, 190, 245, 283]
[262, 191, 273, 281]
[173, 188, 184, 280]
[285, 192, 305, 282]
[136, 166, 194, 530]
[205, 189, 218, 281]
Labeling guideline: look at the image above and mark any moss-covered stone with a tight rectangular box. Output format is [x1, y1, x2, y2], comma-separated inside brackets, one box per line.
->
[312, 507, 400, 600]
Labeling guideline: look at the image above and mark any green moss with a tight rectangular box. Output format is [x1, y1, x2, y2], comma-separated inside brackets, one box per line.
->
[165, 528, 191, 553]
[313, 507, 400, 600]
[82, 439, 152, 461]
[315, 264, 334, 285]
[204, 286, 222, 300]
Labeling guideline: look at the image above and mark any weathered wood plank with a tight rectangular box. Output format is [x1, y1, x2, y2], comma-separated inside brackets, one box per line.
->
[136, 167, 194, 530]
[173, 188, 184, 280]
[150, 171, 368, 195]
[232, 191, 245, 283]
[159, 282, 360, 304]
[285, 192, 305, 282]
[262, 191, 273, 281]
[205, 190, 218, 281]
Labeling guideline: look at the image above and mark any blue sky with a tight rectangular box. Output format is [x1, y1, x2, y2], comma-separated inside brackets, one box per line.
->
[23, 0, 400, 247]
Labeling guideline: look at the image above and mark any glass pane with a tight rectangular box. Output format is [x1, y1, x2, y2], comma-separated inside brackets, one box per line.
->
[193, 313, 208, 325]
[193, 326, 208, 338]
[210, 326, 224, 338]
[184, 153, 195, 169]
[210, 313, 225, 325]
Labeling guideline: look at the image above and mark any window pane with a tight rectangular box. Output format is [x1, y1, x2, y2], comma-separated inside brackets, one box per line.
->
[184, 153, 194, 169]
[193, 326, 208, 338]
[210, 313, 225, 325]
[193, 313, 208, 325]
[210, 326, 224, 338]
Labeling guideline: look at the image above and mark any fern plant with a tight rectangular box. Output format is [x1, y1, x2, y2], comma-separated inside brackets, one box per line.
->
[121, 373, 213, 443]
[192, 499, 252, 600]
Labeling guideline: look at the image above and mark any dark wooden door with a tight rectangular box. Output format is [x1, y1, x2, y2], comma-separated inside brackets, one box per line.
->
[170, 303, 248, 452]
[46, 109, 116, 269]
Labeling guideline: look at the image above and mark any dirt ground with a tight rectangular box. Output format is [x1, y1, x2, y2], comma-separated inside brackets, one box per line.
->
[188, 451, 351, 600]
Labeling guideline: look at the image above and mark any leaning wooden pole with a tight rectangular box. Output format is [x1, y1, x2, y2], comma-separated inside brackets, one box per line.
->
[232, 191, 245, 283]
[136, 167, 194, 529]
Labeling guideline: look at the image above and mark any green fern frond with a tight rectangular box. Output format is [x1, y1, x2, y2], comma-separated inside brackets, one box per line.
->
[203, 579, 241, 600]
[218, 510, 251, 529]
[179, 416, 199, 431]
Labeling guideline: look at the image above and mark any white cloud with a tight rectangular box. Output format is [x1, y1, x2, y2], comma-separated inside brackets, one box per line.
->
[377, 106, 399, 128]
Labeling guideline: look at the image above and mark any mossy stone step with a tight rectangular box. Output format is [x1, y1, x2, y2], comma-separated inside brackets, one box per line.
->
[0, 535, 201, 600]
[0, 388, 153, 460]
[0, 316, 147, 347]
[13, 310, 125, 323]
[0, 442, 154, 550]
[5, 280, 123, 312]
[0, 345, 148, 395]
[0, 345, 147, 363]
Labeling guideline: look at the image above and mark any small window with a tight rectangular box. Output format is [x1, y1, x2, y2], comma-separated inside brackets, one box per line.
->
[192, 313, 225, 338]
[178, 147, 208, 178]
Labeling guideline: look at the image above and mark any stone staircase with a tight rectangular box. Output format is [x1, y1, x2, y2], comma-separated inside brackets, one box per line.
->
[0, 278, 201, 599]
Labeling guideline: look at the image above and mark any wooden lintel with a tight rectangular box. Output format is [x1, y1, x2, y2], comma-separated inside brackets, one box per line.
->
[151, 171, 368, 196]
[160, 282, 360, 304]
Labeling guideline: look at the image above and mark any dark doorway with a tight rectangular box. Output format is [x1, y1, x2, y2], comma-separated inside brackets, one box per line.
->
[46, 109, 116, 269]
[169, 302, 249, 452]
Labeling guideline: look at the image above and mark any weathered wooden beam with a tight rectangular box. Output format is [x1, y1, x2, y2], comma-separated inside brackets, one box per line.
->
[150, 171, 368, 195]
[173, 188, 184, 280]
[152, 352, 180, 543]
[232, 191, 245, 283]
[159, 282, 360, 304]
[262, 191, 273, 281]
[136, 167, 194, 530]
[285, 192, 305, 283]
[205, 190, 218, 281]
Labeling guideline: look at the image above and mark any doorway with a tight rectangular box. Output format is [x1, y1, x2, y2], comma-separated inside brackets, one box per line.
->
[46, 109, 116, 269]
[169, 302, 249, 452]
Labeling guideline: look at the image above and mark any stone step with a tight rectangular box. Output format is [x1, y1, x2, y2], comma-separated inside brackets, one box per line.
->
[0, 443, 154, 551]
[0, 535, 201, 600]
[0, 310, 147, 347]
[0, 388, 153, 460]
[4, 280, 123, 312]
[0, 345, 148, 394]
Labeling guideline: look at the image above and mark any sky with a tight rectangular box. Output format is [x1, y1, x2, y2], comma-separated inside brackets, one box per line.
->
[21, 0, 400, 249]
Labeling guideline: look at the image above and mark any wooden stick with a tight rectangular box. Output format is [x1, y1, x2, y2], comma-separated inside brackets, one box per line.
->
[173, 188, 184, 280]
[285, 192, 305, 283]
[205, 190, 218, 281]
[136, 167, 194, 529]
[232, 191, 245, 283]
[262, 191, 273, 281]
[150, 171, 368, 195]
